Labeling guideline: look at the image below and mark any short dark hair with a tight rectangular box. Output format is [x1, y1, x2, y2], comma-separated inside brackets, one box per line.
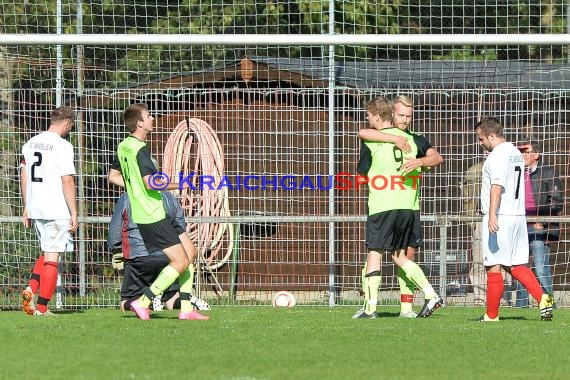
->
[518, 140, 542, 154]
[123, 103, 148, 133]
[50, 106, 75, 125]
[517, 139, 542, 159]
[475, 116, 504, 137]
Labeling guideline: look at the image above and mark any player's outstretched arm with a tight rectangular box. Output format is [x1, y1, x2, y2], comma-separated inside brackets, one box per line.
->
[142, 174, 182, 191]
[358, 128, 412, 153]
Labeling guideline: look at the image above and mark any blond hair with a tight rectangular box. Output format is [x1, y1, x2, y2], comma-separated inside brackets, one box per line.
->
[392, 95, 414, 108]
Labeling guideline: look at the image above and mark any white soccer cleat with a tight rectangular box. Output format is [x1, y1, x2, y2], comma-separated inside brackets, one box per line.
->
[352, 309, 378, 319]
[478, 314, 499, 322]
[191, 295, 211, 311]
[399, 310, 418, 318]
[34, 309, 55, 316]
[152, 295, 164, 311]
[351, 307, 365, 319]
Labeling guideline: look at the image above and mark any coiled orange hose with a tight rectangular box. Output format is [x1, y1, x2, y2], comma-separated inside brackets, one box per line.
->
[162, 118, 233, 270]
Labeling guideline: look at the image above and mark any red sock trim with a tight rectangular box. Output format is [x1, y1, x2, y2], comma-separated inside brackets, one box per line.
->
[37, 261, 58, 313]
[511, 265, 543, 302]
[486, 272, 504, 319]
[401, 294, 413, 303]
[29, 256, 45, 294]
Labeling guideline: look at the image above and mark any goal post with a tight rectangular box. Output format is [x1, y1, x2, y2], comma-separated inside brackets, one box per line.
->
[1, 2, 570, 310]
[2, 33, 570, 45]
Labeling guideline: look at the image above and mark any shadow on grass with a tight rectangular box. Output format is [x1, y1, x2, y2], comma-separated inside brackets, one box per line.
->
[495, 316, 526, 321]
[121, 313, 176, 320]
[352, 311, 447, 319]
[469, 315, 527, 322]
[377, 311, 402, 318]
[51, 309, 86, 315]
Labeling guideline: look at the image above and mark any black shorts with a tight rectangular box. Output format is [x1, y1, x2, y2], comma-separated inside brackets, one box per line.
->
[366, 209, 422, 251]
[138, 217, 185, 254]
[120, 254, 180, 301]
[409, 210, 423, 248]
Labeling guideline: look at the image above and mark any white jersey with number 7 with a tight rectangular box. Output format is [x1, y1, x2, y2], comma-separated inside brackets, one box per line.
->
[480, 141, 525, 216]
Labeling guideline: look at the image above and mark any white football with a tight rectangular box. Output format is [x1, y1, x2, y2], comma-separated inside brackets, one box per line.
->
[272, 291, 296, 308]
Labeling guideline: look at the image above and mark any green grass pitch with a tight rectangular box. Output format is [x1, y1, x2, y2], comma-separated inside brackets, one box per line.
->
[1, 306, 569, 380]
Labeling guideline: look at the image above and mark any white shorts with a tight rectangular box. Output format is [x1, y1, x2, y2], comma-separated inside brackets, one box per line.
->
[481, 214, 529, 267]
[33, 219, 74, 253]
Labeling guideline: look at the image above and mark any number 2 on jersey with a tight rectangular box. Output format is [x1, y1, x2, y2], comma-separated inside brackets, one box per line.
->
[31, 152, 43, 182]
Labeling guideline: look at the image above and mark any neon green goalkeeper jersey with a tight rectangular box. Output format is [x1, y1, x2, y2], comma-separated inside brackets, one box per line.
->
[358, 128, 422, 216]
[117, 136, 165, 224]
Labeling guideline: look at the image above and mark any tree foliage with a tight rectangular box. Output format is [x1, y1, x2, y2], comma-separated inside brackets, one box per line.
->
[0, 0, 567, 89]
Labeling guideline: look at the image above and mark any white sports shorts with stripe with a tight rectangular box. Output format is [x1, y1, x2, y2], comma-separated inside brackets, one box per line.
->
[481, 214, 529, 267]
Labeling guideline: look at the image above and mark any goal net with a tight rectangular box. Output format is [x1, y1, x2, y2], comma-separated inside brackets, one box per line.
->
[0, 1, 569, 309]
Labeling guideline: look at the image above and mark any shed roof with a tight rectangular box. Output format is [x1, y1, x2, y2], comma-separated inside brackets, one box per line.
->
[74, 57, 570, 109]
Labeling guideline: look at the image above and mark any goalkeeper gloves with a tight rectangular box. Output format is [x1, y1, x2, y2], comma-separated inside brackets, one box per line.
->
[111, 253, 125, 271]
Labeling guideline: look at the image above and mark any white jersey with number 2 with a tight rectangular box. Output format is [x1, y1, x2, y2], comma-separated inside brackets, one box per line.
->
[480, 141, 525, 216]
[22, 131, 76, 220]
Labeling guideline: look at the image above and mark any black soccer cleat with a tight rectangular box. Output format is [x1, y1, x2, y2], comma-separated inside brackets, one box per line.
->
[417, 295, 443, 318]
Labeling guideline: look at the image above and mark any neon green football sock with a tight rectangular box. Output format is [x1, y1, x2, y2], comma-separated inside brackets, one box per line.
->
[137, 265, 180, 308]
[397, 268, 415, 314]
[360, 263, 368, 306]
[361, 263, 367, 291]
[364, 272, 381, 315]
[137, 295, 153, 308]
[178, 264, 195, 312]
[401, 260, 436, 299]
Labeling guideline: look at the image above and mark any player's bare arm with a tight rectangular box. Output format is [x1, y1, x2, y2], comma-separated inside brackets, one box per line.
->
[142, 174, 189, 191]
[488, 184, 502, 234]
[358, 128, 412, 153]
[107, 168, 125, 188]
[20, 162, 31, 228]
[401, 147, 443, 175]
[62, 174, 78, 233]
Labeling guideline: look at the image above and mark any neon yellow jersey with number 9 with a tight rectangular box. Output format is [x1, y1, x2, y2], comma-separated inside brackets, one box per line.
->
[361, 128, 422, 215]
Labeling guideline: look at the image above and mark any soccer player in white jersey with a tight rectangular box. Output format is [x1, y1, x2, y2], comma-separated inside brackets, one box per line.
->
[20, 106, 77, 316]
[475, 116, 554, 322]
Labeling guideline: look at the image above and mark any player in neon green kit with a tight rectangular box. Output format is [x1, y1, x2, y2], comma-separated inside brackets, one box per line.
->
[353, 96, 443, 319]
[108, 103, 207, 320]
[354, 95, 444, 318]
